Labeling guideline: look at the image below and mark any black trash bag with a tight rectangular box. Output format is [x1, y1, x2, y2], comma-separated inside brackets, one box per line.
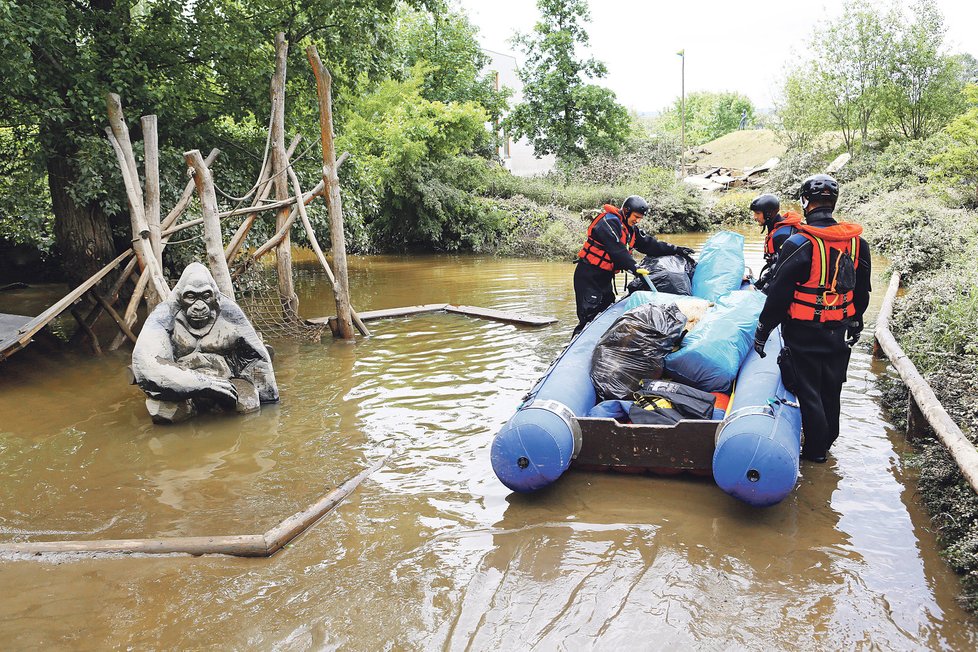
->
[589, 302, 687, 401]
[625, 254, 696, 295]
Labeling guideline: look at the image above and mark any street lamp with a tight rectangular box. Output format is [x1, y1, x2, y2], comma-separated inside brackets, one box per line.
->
[677, 49, 685, 178]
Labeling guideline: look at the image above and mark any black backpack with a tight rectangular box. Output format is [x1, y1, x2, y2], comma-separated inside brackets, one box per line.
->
[628, 379, 716, 426]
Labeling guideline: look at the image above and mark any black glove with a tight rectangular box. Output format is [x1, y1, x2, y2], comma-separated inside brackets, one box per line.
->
[845, 319, 863, 347]
[753, 327, 769, 358]
[677, 246, 695, 257]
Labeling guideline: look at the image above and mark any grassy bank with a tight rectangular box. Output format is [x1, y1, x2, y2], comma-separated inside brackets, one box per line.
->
[832, 140, 978, 612]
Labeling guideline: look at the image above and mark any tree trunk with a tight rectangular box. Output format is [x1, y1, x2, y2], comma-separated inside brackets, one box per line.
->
[46, 145, 116, 288]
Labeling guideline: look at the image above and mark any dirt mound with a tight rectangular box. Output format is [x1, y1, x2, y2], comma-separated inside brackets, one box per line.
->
[686, 129, 786, 171]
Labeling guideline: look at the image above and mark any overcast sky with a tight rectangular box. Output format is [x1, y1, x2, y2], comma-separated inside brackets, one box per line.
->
[454, 0, 978, 114]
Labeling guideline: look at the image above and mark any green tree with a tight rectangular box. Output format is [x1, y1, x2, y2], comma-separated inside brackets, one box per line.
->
[0, 0, 427, 284]
[773, 71, 834, 151]
[337, 66, 490, 250]
[930, 84, 978, 203]
[655, 91, 755, 147]
[505, 0, 629, 162]
[877, 0, 963, 140]
[811, 0, 897, 150]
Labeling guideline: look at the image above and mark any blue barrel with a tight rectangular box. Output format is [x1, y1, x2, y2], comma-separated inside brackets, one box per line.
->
[713, 326, 802, 506]
[491, 298, 633, 492]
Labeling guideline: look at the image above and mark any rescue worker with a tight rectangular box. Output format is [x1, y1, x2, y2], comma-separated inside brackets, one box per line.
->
[752, 175, 871, 463]
[573, 195, 693, 335]
[750, 193, 802, 291]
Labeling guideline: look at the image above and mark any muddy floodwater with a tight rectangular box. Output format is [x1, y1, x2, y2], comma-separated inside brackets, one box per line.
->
[1, 229, 976, 650]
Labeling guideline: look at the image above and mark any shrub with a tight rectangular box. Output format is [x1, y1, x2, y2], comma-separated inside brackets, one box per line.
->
[762, 150, 828, 200]
[851, 188, 974, 280]
[486, 195, 581, 259]
[565, 135, 681, 185]
[707, 191, 755, 227]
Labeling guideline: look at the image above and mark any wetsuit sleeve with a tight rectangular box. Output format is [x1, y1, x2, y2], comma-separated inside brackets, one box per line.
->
[770, 227, 792, 255]
[591, 215, 638, 272]
[854, 236, 872, 321]
[633, 229, 682, 257]
[757, 236, 812, 334]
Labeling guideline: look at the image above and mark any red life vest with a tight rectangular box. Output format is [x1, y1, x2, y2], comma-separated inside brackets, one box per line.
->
[787, 222, 864, 323]
[577, 205, 635, 272]
[764, 211, 802, 258]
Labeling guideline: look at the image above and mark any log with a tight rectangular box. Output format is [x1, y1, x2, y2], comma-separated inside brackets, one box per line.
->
[874, 272, 978, 495]
[263, 457, 386, 553]
[307, 43, 355, 340]
[70, 305, 102, 355]
[94, 292, 138, 344]
[286, 165, 370, 337]
[270, 32, 297, 314]
[184, 149, 235, 299]
[141, 114, 163, 268]
[109, 266, 152, 352]
[0, 535, 269, 558]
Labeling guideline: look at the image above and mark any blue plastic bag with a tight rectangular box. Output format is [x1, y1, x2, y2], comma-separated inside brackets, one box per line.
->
[691, 231, 745, 302]
[664, 290, 766, 392]
[587, 400, 634, 421]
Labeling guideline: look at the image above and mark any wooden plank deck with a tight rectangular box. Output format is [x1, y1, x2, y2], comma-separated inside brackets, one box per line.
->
[307, 303, 556, 328]
[0, 250, 133, 362]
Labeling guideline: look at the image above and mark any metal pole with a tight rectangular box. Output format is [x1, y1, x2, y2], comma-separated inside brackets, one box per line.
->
[679, 49, 686, 178]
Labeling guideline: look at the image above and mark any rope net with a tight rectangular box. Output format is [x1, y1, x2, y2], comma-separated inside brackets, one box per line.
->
[233, 262, 327, 341]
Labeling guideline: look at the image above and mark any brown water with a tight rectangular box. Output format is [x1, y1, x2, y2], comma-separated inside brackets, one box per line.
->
[1, 229, 976, 650]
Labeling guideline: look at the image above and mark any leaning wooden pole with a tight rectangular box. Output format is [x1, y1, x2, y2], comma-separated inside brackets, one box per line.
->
[184, 149, 236, 300]
[105, 93, 170, 307]
[307, 43, 356, 340]
[270, 33, 298, 316]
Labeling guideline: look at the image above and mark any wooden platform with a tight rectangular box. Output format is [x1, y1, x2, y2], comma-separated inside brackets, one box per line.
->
[307, 303, 557, 328]
[0, 250, 133, 362]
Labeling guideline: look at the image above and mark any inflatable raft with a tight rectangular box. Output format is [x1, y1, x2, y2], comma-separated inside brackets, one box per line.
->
[490, 297, 803, 507]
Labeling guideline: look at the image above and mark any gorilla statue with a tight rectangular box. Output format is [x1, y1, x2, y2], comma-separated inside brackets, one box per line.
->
[132, 262, 279, 423]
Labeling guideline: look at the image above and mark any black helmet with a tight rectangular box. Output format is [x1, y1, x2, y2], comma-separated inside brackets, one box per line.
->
[800, 174, 839, 205]
[749, 193, 780, 221]
[621, 195, 649, 218]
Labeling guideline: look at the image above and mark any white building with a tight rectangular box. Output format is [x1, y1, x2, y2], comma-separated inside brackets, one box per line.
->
[483, 49, 556, 177]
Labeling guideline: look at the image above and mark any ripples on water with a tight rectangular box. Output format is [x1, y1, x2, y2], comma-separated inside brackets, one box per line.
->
[0, 231, 975, 649]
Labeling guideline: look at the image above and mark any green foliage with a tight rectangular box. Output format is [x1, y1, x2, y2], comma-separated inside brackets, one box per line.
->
[337, 69, 491, 251]
[654, 91, 755, 147]
[853, 187, 975, 280]
[392, 5, 509, 126]
[930, 84, 978, 204]
[773, 72, 835, 151]
[0, 127, 53, 250]
[563, 135, 682, 185]
[485, 195, 582, 259]
[505, 0, 629, 162]
[762, 150, 828, 200]
[877, 0, 963, 140]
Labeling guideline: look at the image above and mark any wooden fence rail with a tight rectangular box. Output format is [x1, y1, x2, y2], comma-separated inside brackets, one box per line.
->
[873, 272, 978, 495]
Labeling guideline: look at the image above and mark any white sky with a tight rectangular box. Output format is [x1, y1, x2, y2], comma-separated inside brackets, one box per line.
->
[454, 0, 978, 114]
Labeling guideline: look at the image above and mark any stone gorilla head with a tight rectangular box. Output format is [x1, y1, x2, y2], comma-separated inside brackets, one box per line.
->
[173, 262, 221, 332]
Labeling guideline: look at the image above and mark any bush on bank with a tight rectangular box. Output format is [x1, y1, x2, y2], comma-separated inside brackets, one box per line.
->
[847, 141, 978, 612]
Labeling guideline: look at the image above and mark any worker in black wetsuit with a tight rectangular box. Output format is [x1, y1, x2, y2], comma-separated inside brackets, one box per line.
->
[752, 175, 872, 463]
[750, 193, 802, 292]
[573, 195, 693, 336]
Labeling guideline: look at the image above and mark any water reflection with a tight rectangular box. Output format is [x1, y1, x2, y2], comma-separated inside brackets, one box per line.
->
[0, 228, 975, 648]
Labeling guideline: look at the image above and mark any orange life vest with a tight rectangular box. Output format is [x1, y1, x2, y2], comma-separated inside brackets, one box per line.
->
[787, 222, 864, 323]
[577, 205, 635, 272]
[764, 211, 802, 258]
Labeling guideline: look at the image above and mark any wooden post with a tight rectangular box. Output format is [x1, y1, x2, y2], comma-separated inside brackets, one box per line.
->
[307, 43, 356, 340]
[184, 149, 235, 300]
[105, 93, 170, 307]
[270, 33, 298, 315]
[286, 165, 371, 337]
[141, 114, 163, 269]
